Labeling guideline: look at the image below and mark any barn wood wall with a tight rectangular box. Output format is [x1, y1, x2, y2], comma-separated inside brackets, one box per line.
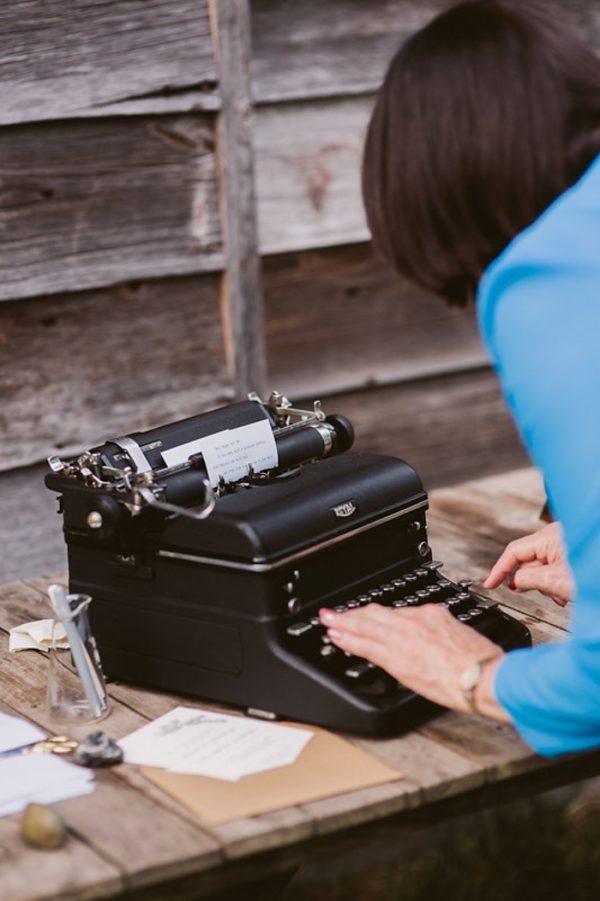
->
[6, 1, 595, 579]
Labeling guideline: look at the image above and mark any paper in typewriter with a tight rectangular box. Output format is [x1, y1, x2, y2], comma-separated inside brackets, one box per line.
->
[162, 419, 278, 487]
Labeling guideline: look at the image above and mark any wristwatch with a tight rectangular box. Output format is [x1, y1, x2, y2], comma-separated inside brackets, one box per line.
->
[460, 654, 502, 715]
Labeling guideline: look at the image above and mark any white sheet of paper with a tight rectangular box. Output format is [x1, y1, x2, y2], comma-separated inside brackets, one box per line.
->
[0, 712, 44, 753]
[119, 706, 313, 782]
[0, 713, 94, 817]
[9, 619, 68, 653]
[0, 755, 94, 816]
[161, 420, 278, 487]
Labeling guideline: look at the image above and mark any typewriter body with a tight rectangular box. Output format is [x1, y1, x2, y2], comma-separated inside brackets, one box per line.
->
[46, 392, 531, 736]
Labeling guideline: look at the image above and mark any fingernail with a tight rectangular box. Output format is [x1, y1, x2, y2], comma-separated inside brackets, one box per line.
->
[508, 578, 516, 591]
[319, 609, 336, 625]
[327, 628, 343, 640]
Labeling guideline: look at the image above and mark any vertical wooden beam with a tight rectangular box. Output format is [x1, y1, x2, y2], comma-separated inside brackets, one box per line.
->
[209, 0, 267, 399]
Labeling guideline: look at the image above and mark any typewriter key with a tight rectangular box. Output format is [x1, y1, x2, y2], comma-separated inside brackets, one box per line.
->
[320, 644, 336, 657]
[369, 589, 383, 600]
[436, 579, 454, 598]
[392, 578, 406, 589]
[286, 622, 312, 637]
[344, 661, 375, 680]
[334, 604, 348, 613]
[346, 600, 361, 609]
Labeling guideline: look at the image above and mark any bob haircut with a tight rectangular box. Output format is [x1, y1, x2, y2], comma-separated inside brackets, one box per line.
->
[362, 0, 600, 305]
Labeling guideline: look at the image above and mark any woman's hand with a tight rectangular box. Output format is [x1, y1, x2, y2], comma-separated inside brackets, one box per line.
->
[319, 604, 508, 720]
[483, 522, 573, 606]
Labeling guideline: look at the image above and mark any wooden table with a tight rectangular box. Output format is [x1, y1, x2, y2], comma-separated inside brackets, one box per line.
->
[2, 467, 599, 901]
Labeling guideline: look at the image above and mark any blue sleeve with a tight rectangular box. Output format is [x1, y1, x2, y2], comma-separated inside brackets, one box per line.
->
[478, 258, 600, 756]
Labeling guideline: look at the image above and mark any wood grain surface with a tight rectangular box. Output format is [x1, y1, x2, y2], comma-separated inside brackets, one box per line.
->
[250, 0, 600, 103]
[0, 116, 222, 301]
[306, 369, 529, 490]
[254, 96, 371, 254]
[264, 243, 487, 397]
[2, 468, 597, 901]
[0, 275, 231, 472]
[211, 0, 268, 398]
[0, 0, 218, 126]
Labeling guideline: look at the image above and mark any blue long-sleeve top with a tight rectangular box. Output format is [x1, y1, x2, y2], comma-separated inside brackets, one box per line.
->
[477, 152, 600, 756]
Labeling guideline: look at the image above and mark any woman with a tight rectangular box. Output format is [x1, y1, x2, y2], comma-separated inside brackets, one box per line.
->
[319, 0, 600, 756]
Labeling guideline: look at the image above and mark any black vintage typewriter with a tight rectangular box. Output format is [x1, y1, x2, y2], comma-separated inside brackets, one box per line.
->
[46, 392, 530, 736]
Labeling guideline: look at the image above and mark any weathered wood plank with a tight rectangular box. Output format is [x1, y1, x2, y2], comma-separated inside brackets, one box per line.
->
[0, 1, 218, 126]
[210, 0, 267, 398]
[299, 781, 415, 837]
[56, 773, 223, 892]
[250, 0, 445, 103]
[498, 605, 567, 647]
[0, 116, 222, 302]
[254, 96, 371, 254]
[0, 466, 68, 584]
[250, 0, 600, 104]
[452, 466, 546, 507]
[264, 243, 487, 397]
[307, 369, 528, 490]
[430, 471, 546, 548]
[419, 711, 538, 777]
[0, 809, 123, 901]
[0, 275, 230, 471]
[352, 731, 483, 804]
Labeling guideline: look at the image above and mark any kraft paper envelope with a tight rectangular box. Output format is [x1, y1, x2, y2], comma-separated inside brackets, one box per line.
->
[141, 723, 403, 825]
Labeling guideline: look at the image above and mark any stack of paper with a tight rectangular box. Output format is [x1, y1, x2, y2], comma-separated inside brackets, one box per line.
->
[0, 713, 94, 817]
[120, 706, 313, 781]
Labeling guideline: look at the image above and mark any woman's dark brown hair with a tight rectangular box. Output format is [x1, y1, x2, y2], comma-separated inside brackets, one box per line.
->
[362, 0, 600, 304]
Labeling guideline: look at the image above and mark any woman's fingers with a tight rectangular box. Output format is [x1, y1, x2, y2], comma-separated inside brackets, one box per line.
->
[483, 534, 541, 587]
[320, 604, 397, 668]
[318, 603, 505, 715]
[511, 562, 572, 605]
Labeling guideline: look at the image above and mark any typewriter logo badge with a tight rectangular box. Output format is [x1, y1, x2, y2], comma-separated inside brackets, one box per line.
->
[332, 500, 357, 519]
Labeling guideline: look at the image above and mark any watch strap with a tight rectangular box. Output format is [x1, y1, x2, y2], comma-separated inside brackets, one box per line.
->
[460, 653, 502, 715]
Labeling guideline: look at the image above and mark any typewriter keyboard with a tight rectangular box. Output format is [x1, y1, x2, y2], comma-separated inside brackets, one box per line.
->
[284, 561, 494, 698]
